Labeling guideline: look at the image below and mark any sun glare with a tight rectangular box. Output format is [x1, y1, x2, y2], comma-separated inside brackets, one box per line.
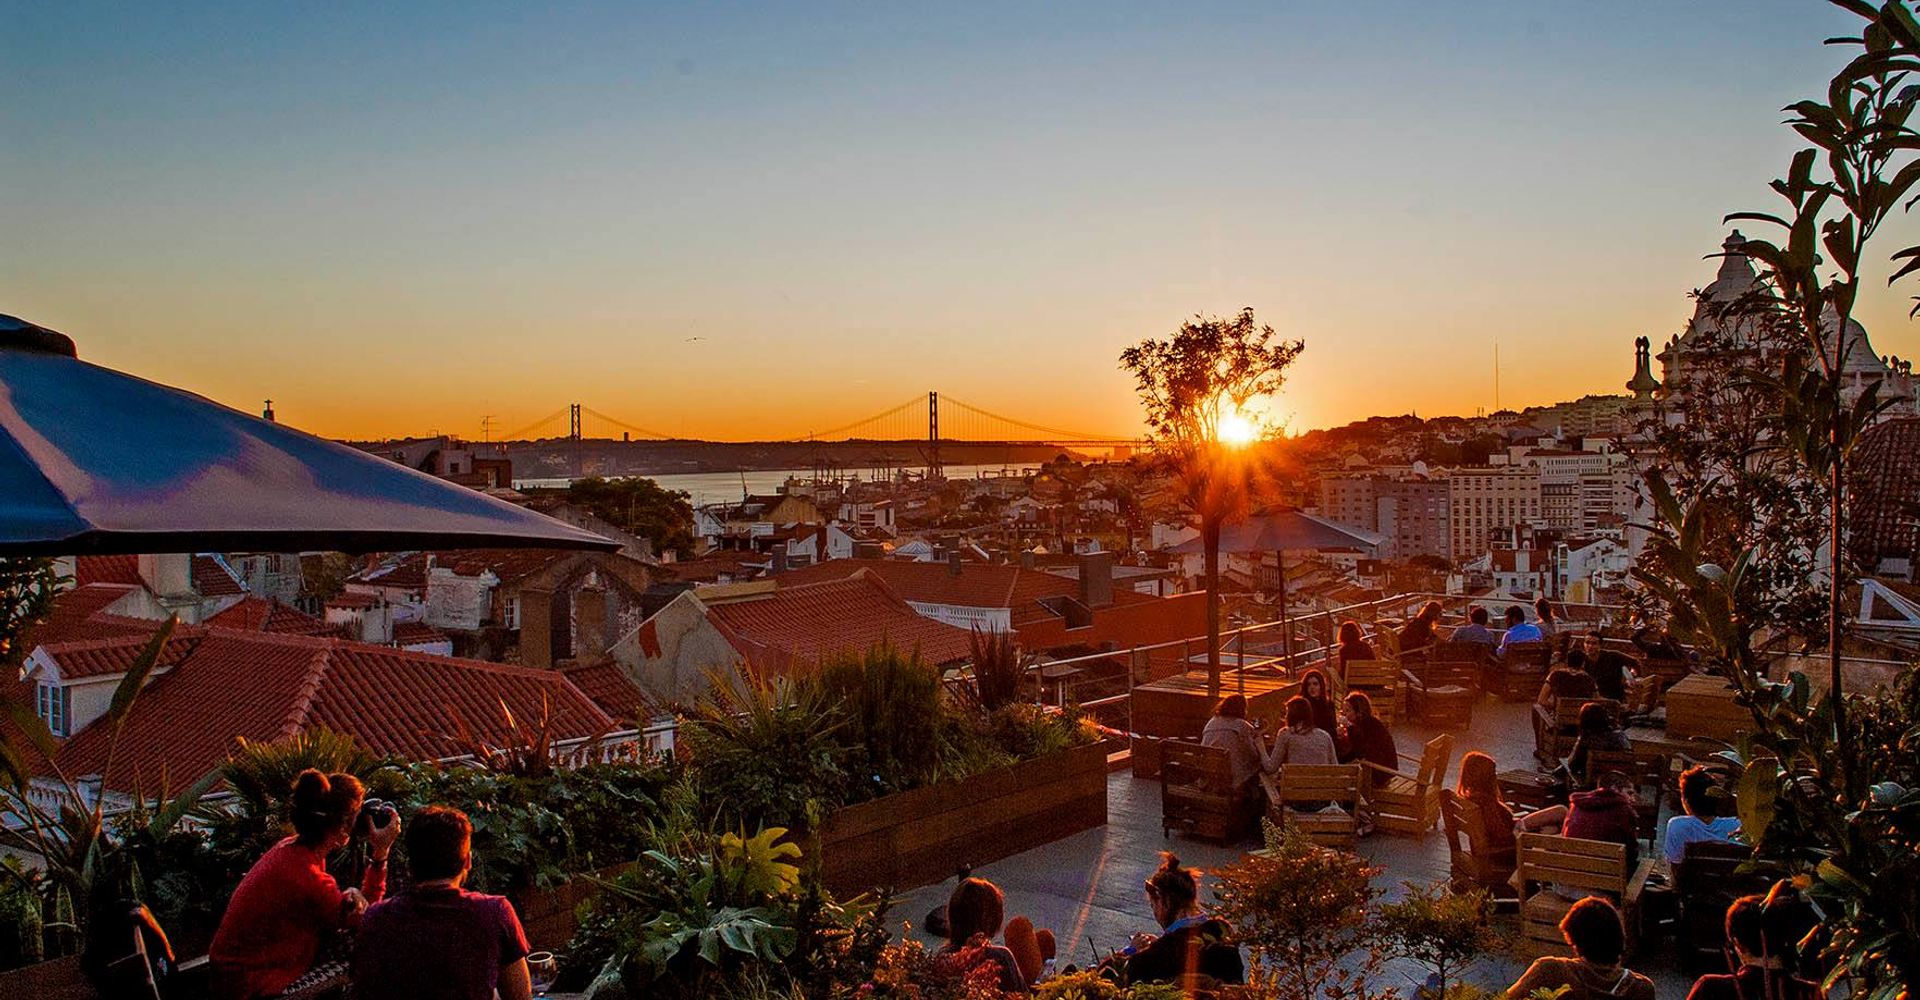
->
[1216, 410, 1258, 447]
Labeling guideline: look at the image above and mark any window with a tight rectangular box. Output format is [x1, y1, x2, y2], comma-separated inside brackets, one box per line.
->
[36, 682, 69, 737]
[502, 596, 521, 630]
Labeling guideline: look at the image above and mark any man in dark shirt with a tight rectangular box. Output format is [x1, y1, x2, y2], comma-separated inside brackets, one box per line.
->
[355, 807, 532, 1000]
[1579, 632, 1640, 702]
[1562, 771, 1642, 866]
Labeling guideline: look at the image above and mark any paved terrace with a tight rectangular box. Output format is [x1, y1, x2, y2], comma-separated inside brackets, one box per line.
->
[900, 697, 1697, 997]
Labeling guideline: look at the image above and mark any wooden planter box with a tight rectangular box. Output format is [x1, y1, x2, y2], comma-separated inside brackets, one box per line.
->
[817, 742, 1108, 895]
[515, 862, 635, 951]
[0, 956, 98, 1000]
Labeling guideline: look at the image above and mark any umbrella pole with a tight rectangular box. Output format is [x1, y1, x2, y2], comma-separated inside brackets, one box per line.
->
[1277, 548, 1293, 674]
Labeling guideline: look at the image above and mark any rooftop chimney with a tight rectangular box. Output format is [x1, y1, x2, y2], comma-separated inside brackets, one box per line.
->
[262, 399, 276, 422]
[1019, 549, 1037, 571]
[948, 547, 963, 577]
[1078, 550, 1114, 608]
[770, 547, 789, 575]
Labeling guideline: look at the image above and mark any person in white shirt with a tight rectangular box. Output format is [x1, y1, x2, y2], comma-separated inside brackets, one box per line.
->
[1662, 765, 1743, 867]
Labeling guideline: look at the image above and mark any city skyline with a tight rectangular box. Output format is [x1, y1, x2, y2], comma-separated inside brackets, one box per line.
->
[10, 2, 1920, 441]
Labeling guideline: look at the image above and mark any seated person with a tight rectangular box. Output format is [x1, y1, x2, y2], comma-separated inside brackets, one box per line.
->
[934, 878, 1053, 989]
[1455, 751, 1517, 876]
[1579, 632, 1642, 703]
[1335, 620, 1376, 677]
[1535, 597, 1562, 650]
[1560, 702, 1631, 794]
[1298, 669, 1340, 737]
[209, 770, 400, 1000]
[1507, 897, 1656, 1000]
[1451, 606, 1499, 648]
[1498, 605, 1545, 658]
[1534, 661, 1600, 762]
[1336, 691, 1397, 791]
[1121, 852, 1244, 987]
[1399, 601, 1445, 655]
[1686, 894, 1802, 1000]
[1200, 694, 1266, 801]
[1265, 696, 1337, 771]
[1663, 765, 1742, 869]
[353, 807, 531, 1000]
[1562, 771, 1643, 866]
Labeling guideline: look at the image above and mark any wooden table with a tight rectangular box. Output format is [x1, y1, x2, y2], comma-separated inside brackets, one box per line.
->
[1130, 670, 1302, 740]
[1664, 674, 1747, 742]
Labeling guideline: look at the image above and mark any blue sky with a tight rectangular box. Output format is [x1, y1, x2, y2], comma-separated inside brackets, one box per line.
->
[6, 2, 1916, 439]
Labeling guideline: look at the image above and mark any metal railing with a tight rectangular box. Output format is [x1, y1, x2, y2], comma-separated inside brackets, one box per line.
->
[1003, 591, 1635, 736]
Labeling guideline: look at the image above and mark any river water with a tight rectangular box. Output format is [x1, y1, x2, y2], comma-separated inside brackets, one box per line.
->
[515, 462, 1038, 508]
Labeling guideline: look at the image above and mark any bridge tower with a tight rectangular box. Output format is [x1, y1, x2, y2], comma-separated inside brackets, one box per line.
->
[927, 391, 943, 480]
[568, 403, 583, 479]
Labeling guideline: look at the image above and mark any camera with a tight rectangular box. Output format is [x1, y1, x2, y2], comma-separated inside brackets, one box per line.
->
[356, 797, 396, 835]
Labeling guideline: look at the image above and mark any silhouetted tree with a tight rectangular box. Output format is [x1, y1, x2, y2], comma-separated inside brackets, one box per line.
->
[1120, 308, 1303, 697]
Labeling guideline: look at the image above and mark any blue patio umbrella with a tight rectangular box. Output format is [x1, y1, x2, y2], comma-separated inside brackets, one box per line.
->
[0, 315, 614, 555]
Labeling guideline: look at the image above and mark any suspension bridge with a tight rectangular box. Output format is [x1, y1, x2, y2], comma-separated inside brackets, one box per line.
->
[490, 392, 1141, 476]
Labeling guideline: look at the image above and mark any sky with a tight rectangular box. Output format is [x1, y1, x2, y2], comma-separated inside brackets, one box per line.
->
[8, 2, 1920, 442]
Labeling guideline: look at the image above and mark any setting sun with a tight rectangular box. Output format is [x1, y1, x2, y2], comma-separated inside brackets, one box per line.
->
[1217, 410, 1258, 447]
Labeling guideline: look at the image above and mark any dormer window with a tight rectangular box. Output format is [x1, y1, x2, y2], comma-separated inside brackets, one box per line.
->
[35, 682, 70, 737]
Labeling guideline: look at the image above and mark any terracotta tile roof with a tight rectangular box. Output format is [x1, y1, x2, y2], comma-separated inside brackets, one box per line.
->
[75, 555, 142, 587]
[433, 549, 574, 587]
[704, 573, 974, 670]
[206, 597, 337, 636]
[351, 553, 431, 591]
[392, 621, 451, 647]
[663, 549, 768, 583]
[43, 629, 616, 793]
[14, 584, 153, 654]
[557, 659, 648, 720]
[328, 591, 380, 609]
[191, 556, 247, 597]
[42, 629, 202, 680]
[773, 558, 1155, 625]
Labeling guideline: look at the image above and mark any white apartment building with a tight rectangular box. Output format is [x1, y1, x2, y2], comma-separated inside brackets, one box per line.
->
[1448, 466, 1543, 559]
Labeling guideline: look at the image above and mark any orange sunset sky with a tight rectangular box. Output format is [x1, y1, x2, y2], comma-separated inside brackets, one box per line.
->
[8, 3, 1920, 442]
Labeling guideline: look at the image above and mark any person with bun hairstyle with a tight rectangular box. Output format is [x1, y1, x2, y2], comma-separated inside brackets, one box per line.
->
[209, 769, 401, 999]
[1121, 852, 1243, 987]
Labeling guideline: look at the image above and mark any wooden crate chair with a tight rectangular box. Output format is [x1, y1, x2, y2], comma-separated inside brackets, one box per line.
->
[1159, 741, 1257, 843]
[1675, 840, 1768, 975]
[1364, 733, 1453, 837]
[1487, 641, 1552, 701]
[1408, 661, 1479, 729]
[1271, 763, 1363, 851]
[1515, 832, 1653, 958]
[1534, 697, 1610, 762]
[1439, 790, 1517, 903]
[1342, 659, 1402, 724]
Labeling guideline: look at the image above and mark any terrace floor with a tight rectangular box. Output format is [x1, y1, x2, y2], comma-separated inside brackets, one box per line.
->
[899, 696, 1698, 997]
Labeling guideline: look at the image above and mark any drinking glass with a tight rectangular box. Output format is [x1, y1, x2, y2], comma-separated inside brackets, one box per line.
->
[528, 951, 557, 998]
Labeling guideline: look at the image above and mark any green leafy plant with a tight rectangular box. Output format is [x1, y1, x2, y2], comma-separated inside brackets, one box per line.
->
[966, 628, 1025, 711]
[680, 667, 851, 832]
[1212, 821, 1389, 1000]
[0, 619, 221, 962]
[1377, 882, 1502, 998]
[573, 828, 882, 1000]
[810, 645, 945, 798]
[1120, 308, 1304, 698]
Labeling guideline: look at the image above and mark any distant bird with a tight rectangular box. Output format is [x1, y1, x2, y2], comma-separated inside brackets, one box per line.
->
[685, 336, 705, 342]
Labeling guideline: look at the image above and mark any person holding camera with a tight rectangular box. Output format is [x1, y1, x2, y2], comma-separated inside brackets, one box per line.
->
[209, 769, 400, 1000]
[353, 806, 533, 1000]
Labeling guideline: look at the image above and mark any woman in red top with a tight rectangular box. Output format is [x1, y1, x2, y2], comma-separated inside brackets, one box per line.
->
[209, 770, 401, 1000]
